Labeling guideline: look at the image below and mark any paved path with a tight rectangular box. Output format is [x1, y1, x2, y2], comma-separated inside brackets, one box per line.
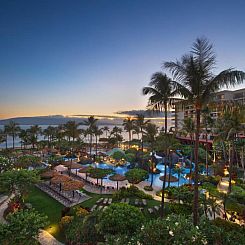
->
[37, 230, 64, 245]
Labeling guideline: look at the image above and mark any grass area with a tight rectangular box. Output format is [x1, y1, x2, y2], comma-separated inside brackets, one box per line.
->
[72, 188, 162, 218]
[25, 186, 65, 242]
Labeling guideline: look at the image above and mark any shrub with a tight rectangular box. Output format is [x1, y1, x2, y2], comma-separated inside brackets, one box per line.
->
[98, 203, 144, 236]
[144, 185, 153, 191]
[112, 185, 153, 201]
[125, 168, 148, 184]
[60, 215, 74, 229]
[75, 207, 89, 217]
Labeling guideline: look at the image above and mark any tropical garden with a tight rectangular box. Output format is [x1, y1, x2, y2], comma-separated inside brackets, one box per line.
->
[0, 37, 245, 244]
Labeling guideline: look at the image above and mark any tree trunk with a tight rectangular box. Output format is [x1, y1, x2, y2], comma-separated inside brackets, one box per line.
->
[189, 136, 193, 184]
[160, 155, 168, 218]
[228, 139, 235, 193]
[12, 134, 15, 149]
[95, 135, 98, 156]
[90, 134, 92, 157]
[205, 127, 209, 176]
[164, 102, 168, 134]
[128, 131, 131, 149]
[193, 107, 201, 225]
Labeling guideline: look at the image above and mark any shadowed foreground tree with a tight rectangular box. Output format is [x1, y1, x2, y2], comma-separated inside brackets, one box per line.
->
[164, 37, 245, 225]
[0, 209, 48, 245]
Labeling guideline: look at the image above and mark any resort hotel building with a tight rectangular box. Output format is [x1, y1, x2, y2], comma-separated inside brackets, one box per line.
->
[174, 88, 245, 131]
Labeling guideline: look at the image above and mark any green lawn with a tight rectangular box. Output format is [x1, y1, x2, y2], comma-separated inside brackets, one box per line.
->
[25, 186, 65, 242]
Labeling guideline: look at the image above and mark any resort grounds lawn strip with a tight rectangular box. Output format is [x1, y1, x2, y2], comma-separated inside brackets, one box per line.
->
[25, 185, 65, 242]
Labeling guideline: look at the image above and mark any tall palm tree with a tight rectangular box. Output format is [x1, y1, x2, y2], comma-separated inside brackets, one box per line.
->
[156, 133, 180, 217]
[64, 121, 82, 143]
[181, 117, 195, 184]
[0, 129, 6, 147]
[102, 126, 110, 138]
[110, 126, 123, 147]
[164, 37, 245, 225]
[134, 114, 150, 153]
[94, 126, 103, 156]
[123, 117, 134, 148]
[83, 116, 98, 157]
[4, 121, 21, 149]
[19, 129, 29, 149]
[28, 125, 42, 148]
[218, 107, 243, 193]
[143, 123, 158, 187]
[202, 107, 214, 176]
[143, 72, 179, 134]
[43, 126, 56, 147]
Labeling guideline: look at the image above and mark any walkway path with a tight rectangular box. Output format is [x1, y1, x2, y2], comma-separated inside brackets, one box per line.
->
[0, 193, 64, 245]
[217, 177, 229, 193]
[37, 230, 64, 245]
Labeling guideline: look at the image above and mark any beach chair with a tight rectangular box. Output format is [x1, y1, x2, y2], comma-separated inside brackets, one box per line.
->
[135, 199, 139, 206]
[96, 198, 103, 204]
[91, 205, 97, 211]
[103, 198, 108, 204]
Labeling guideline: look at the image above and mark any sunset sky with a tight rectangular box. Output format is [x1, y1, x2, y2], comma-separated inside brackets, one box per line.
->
[1, 0, 245, 119]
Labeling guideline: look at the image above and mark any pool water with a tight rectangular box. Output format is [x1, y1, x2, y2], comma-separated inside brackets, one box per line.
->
[85, 161, 193, 187]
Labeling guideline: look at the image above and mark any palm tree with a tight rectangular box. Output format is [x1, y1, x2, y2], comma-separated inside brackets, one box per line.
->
[28, 125, 42, 148]
[4, 121, 21, 149]
[110, 126, 123, 147]
[202, 107, 214, 176]
[156, 133, 180, 217]
[83, 116, 98, 157]
[123, 117, 134, 148]
[64, 121, 82, 143]
[143, 123, 158, 187]
[143, 72, 179, 134]
[164, 37, 245, 225]
[19, 129, 29, 149]
[0, 129, 6, 147]
[94, 126, 103, 156]
[219, 107, 242, 193]
[181, 117, 195, 184]
[102, 126, 110, 138]
[43, 126, 56, 147]
[134, 114, 150, 153]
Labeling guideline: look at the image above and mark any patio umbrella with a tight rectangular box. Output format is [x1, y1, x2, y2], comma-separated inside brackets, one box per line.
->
[159, 175, 178, 183]
[78, 166, 93, 180]
[109, 174, 126, 190]
[62, 180, 84, 197]
[68, 163, 83, 175]
[40, 170, 58, 179]
[51, 174, 71, 191]
[55, 164, 67, 173]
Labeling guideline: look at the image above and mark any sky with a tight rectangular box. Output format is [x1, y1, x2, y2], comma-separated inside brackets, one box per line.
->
[0, 0, 245, 119]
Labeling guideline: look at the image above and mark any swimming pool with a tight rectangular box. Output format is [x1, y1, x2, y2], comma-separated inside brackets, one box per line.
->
[83, 161, 193, 188]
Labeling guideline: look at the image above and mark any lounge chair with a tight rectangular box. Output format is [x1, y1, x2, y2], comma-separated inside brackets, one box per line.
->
[142, 199, 147, 206]
[96, 198, 103, 204]
[103, 198, 108, 204]
[91, 205, 97, 211]
[148, 208, 153, 214]
[154, 206, 160, 211]
[125, 198, 130, 204]
[108, 198, 112, 204]
[135, 199, 139, 206]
